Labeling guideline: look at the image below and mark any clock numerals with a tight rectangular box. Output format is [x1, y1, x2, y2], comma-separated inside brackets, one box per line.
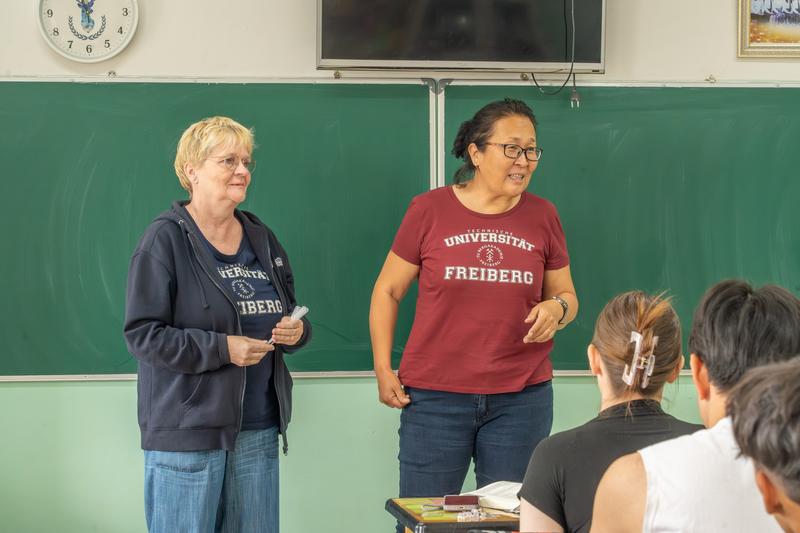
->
[39, 0, 138, 63]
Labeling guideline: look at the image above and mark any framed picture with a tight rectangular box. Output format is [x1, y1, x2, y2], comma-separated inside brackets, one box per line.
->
[739, 0, 800, 57]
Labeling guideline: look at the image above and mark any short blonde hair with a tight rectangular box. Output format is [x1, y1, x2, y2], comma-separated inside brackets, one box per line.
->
[174, 116, 254, 194]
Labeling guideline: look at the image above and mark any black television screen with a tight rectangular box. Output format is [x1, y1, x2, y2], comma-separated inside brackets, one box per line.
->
[318, 0, 605, 72]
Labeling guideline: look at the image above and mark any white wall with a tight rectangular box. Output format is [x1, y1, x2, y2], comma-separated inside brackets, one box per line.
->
[3, 1, 800, 83]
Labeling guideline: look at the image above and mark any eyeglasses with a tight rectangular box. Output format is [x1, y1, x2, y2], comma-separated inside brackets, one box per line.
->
[211, 155, 256, 173]
[483, 143, 543, 162]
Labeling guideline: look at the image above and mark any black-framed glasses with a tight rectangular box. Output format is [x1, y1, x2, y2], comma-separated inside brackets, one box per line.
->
[211, 155, 256, 173]
[484, 142, 543, 162]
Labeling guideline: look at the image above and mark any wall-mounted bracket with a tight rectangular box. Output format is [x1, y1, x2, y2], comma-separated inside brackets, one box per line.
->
[421, 78, 453, 95]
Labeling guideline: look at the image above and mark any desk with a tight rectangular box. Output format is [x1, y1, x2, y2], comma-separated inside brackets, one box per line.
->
[386, 497, 519, 532]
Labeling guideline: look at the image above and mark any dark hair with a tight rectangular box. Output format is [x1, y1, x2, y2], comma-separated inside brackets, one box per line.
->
[688, 279, 800, 391]
[728, 359, 800, 503]
[591, 291, 683, 397]
[451, 98, 537, 185]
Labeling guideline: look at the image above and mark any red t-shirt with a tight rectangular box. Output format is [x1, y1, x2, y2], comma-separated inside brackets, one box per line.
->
[391, 186, 570, 394]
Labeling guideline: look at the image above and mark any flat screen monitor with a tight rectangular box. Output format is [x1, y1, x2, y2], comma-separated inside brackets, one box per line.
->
[318, 0, 606, 73]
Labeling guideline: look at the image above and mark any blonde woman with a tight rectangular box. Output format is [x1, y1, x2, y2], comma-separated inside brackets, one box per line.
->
[124, 116, 310, 533]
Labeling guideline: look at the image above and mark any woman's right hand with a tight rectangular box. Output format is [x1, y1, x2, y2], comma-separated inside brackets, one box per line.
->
[370, 252, 418, 410]
[227, 336, 274, 367]
[376, 368, 411, 409]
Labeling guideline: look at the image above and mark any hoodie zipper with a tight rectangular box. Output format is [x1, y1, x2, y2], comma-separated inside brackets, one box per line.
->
[260, 238, 290, 450]
[254, 233, 294, 454]
[182, 222, 248, 434]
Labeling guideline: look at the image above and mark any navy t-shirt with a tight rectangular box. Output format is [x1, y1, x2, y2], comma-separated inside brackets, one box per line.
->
[199, 230, 281, 430]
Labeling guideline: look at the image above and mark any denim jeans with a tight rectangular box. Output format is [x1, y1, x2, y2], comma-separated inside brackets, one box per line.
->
[398, 381, 553, 499]
[144, 426, 279, 533]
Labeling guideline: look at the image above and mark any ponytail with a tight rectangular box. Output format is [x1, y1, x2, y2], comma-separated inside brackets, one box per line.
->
[451, 119, 476, 185]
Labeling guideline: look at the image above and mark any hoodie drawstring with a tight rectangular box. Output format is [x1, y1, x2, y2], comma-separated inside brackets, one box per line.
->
[178, 219, 210, 309]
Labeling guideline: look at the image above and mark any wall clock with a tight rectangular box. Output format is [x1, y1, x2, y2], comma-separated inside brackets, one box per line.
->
[38, 0, 139, 63]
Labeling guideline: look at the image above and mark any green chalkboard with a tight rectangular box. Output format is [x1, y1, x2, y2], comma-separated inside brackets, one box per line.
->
[5, 84, 800, 376]
[445, 86, 800, 370]
[0, 82, 428, 376]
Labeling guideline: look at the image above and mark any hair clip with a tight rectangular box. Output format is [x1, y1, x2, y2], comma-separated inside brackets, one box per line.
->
[622, 331, 659, 388]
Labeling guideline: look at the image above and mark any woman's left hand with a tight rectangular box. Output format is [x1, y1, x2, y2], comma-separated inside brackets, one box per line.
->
[271, 317, 304, 346]
[523, 300, 563, 343]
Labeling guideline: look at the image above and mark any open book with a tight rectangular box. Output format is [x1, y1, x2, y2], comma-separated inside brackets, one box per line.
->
[461, 480, 521, 513]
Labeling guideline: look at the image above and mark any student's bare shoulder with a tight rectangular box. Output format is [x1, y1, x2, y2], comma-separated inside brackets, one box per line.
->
[591, 453, 645, 533]
[603, 452, 645, 486]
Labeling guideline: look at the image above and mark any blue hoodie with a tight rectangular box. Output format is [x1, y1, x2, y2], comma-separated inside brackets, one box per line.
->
[124, 201, 311, 453]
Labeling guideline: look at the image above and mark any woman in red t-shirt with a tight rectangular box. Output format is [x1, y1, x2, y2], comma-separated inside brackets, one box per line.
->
[370, 99, 579, 507]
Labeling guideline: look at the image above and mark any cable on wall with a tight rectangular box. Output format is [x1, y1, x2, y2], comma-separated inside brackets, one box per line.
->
[529, 0, 578, 101]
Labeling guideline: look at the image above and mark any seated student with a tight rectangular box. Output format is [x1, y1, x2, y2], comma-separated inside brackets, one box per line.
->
[592, 280, 800, 533]
[729, 359, 800, 533]
[518, 291, 702, 533]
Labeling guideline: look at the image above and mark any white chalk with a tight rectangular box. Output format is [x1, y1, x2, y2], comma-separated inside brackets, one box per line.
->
[268, 306, 309, 344]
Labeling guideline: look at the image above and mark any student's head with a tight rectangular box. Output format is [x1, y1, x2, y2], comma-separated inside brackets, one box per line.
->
[174, 116, 255, 197]
[687, 280, 800, 423]
[729, 360, 800, 533]
[451, 99, 539, 192]
[589, 291, 683, 400]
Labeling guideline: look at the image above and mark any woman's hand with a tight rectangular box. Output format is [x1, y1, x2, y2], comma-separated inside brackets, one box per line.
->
[523, 299, 563, 343]
[227, 336, 274, 367]
[376, 368, 411, 409]
[271, 317, 304, 346]
[370, 251, 418, 409]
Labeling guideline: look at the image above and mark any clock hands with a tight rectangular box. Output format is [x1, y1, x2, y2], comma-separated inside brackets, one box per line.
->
[76, 0, 96, 32]
[68, 0, 106, 41]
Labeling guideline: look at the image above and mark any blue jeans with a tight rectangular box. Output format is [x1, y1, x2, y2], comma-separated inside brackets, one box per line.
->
[144, 427, 279, 533]
[398, 382, 553, 498]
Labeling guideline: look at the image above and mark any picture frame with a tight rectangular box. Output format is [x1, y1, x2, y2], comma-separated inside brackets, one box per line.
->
[739, 0, 800, 57]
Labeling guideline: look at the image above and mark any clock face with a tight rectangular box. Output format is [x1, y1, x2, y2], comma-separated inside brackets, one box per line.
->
[38, 0, 139, 63]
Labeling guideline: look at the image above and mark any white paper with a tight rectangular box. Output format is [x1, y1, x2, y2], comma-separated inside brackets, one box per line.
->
[461, 480, 521, 513]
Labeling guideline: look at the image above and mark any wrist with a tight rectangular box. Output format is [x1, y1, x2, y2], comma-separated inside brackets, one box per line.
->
[374, 364, 395, 375]
[550, 295, 569, 324]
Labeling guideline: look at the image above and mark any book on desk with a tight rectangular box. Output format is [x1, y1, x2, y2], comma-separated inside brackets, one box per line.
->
[385, 497, 519, 533]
